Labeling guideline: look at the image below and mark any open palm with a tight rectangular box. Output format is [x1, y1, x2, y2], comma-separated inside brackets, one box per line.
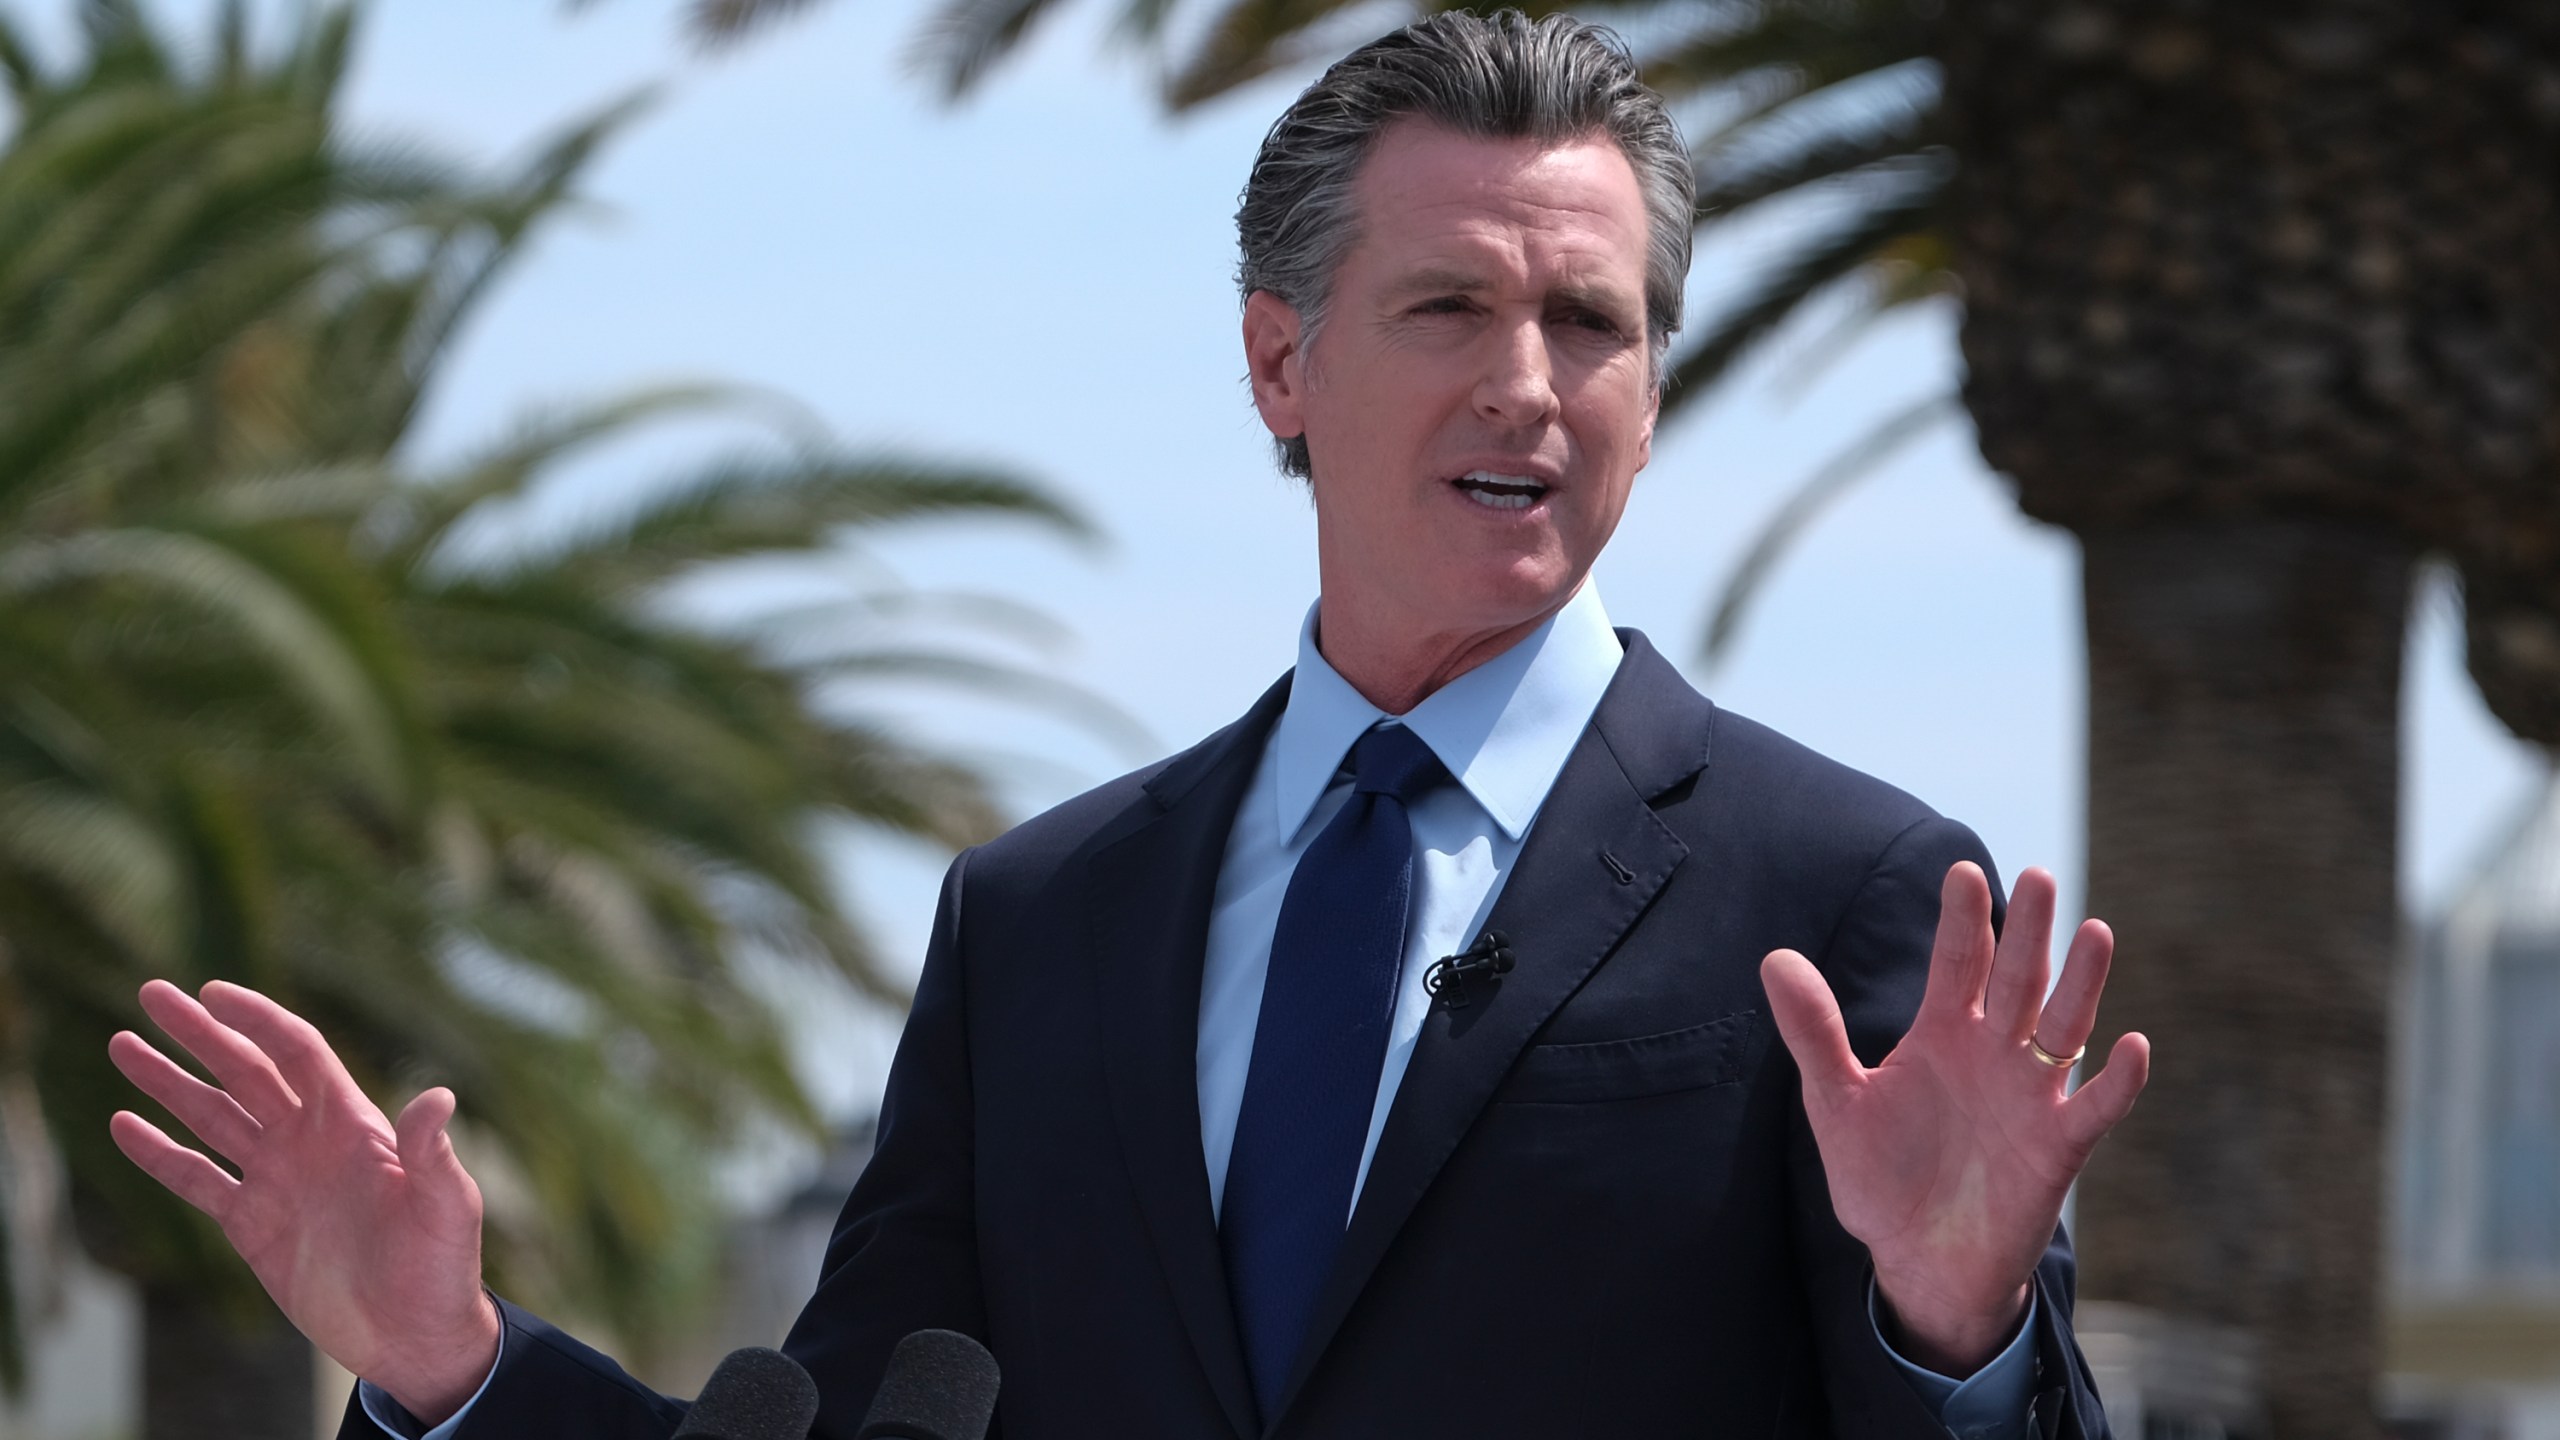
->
[108, 980, 499, 1421]
[1762, 863, 2150, 1372]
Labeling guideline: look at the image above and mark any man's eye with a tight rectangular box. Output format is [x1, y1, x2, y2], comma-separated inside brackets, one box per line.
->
[1412, 296, 1472, 315]
[1563, 309, 1623, 335]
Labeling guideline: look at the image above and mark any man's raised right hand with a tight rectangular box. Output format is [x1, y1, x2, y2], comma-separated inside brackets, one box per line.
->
[108, 979, 500, 1425]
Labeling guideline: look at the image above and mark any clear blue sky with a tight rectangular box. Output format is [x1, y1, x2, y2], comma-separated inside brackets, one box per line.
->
[60, 0, 2552, 1120]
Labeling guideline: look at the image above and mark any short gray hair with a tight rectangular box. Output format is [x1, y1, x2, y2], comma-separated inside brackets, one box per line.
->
[1236, 10, 1694, 478]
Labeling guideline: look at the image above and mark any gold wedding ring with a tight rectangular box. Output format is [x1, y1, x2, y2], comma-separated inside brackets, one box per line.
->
[2028, 1035, 2086, 1069]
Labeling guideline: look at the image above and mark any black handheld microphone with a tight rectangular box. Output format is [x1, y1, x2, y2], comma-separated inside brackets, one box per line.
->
[855, 1329, 1002, 1440]
[673, 1347, 820, 1440]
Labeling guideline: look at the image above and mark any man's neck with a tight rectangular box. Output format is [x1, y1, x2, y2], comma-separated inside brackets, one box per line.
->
[1313, 592, 1577, 716]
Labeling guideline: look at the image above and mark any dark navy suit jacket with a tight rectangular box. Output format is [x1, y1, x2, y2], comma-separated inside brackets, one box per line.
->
[341, 632, 2111, 1439]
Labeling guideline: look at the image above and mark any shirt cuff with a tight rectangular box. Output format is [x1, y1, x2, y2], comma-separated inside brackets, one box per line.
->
[1867, 1277, 2039, 1440]
[357, 1324, 504, 1440]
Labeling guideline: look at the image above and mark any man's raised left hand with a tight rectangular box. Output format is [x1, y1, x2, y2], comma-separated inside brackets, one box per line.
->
[1761, 863, 2151, 1375]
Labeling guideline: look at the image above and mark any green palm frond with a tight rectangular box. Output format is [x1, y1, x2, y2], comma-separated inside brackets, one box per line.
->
[907, 0, 1070, 99]
[204, 462, 406, 526]
[804, 646, 1154, 756]
[1641, 0, 1924, 102]
[1695, 390, 1957, 668]
[1763, 229, 1955, 393]
[0, 782, 185, 967]
[280, 2, 358, 108]
[1162, 0, 1381, 107]
[687, 0, 828, 46]
[211, 0, 249, 85]
[300, 94, 654, 458]
[385, 386, 753, 556]
[758, 587, 1078, 652]
[522, 455, 1091, 593]
[1692, 63, 1940, 218]
[1660, 161, 1944, 421]
[0, 14, 42, 104]
[1112, 0, 1188, 45]
[0, 527, 417, 810]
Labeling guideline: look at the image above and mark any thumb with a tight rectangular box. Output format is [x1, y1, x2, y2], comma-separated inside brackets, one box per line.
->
[394, 1087, 473, 1195]
[1761, 949, 1865, 1112]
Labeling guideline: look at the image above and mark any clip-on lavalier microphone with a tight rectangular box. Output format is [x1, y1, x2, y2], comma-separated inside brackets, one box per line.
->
[1424, 930, 1516, 1010]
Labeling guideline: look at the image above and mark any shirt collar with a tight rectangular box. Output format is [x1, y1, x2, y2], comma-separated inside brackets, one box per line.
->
[1271, 581, 1624, 845]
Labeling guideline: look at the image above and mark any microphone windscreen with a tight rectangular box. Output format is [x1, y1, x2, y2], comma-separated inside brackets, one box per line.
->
[673, 1347, 821, 1440]
[854, 1329, 1002, 1440]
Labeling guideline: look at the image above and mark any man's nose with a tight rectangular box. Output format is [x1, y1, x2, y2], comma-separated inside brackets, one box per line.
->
[1473, 321, 1560, 429]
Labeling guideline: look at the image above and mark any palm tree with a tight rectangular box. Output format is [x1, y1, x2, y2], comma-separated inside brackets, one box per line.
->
[658, 1, 2560, 1435]
[0, 4, 1088, 1434]
[1935, 9, 2559, 1437]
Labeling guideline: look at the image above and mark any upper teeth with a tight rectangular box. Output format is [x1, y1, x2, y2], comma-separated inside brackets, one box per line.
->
[1458, 471, 1544, 510]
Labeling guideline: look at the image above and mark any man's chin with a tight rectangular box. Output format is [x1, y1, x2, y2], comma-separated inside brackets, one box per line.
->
[1324, 548, 1582, 645]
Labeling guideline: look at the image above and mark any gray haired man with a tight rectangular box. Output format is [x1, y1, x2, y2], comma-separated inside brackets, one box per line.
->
[112, 12, 2143, 1437]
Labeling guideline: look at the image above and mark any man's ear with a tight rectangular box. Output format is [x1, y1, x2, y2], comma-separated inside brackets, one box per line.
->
[1242, 290, 1309, 444]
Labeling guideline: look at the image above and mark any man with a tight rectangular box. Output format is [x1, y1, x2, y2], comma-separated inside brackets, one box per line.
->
[108, 12, 2148, 1437]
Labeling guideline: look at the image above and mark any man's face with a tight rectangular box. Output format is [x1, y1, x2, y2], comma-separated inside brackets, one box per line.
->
[1245, 120, 1659, 655]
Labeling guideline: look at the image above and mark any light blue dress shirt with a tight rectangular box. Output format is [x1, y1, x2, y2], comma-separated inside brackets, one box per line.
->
[1195, 581, 1628, 1220]
[368, 581, 2034, 1439]
[358, 1341, 496, 1440]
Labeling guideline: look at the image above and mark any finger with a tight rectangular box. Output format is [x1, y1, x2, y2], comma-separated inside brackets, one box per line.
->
[395, 1087, 470, 1193]
[1917, 862, 1997, 1020]
[1985, 868, 2056, 1042]
[1761, 949, 1865, 1112]
[2033, 919, 2115, 1060]
[108, 1031, 261, 1163]
[109, 1110, 241, 1221]
[199, 980, 364, 1119]
[2062, 1032, 2152, 1155]
[136, 980, 299, 1122]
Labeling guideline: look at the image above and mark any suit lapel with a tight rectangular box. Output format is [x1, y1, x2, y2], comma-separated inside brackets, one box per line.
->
[1270, 635, 1715, 1425]
[1085, 675, 1289, 1440]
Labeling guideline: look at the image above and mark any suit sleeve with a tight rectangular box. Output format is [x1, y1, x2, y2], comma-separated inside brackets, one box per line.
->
[333, 849, 990, 1440]
[1784, 816, 2113, 1440]
[781, 846, 992, 1436]
[331, 1299, 687, 1440]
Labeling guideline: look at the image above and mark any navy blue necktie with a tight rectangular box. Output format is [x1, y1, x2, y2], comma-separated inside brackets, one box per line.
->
[1221, 722, 1445, 1421]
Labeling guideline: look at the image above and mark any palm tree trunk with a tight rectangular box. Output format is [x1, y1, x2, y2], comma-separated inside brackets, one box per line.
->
[2074, 517, 2412, 1440]
[142, 1283, 314, 1440]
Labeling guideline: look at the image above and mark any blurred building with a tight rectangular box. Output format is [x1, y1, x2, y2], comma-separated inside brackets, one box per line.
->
[2389, 773, 2560, 1440]
[648, 1118, 880, 1398]
[0, 1248, 134, 1440]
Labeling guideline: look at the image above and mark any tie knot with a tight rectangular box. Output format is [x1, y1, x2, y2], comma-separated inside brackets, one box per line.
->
[1349, 723, 1445, 802]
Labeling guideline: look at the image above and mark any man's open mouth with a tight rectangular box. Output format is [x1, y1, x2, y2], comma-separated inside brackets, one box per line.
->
[1452, 471, 1550, 511]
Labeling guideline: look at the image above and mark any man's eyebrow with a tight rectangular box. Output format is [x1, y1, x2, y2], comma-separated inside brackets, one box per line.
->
[1377, 267, 1642, 316]
[1549, 277, 1642, 316]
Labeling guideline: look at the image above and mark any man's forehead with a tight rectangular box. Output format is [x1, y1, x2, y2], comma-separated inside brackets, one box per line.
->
[1347, 122, 1646, 249]
[1345, 161, 1648, 301]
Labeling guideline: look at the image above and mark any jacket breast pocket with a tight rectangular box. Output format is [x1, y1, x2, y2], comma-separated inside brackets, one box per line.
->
[1492, 1009, 1761, 1105]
